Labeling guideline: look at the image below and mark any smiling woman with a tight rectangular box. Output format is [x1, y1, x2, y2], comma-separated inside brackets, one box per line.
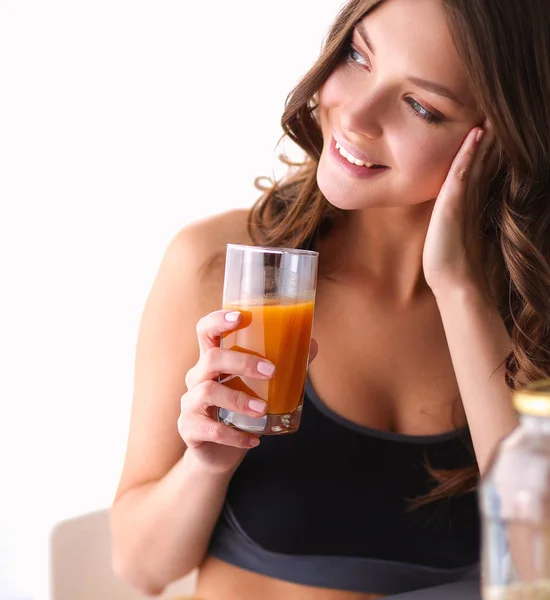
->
[110, 0, 550, 599]
[317, 0, 483, 211]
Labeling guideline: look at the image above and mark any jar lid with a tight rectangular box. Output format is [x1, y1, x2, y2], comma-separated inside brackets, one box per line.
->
[514, 379, 550, 416]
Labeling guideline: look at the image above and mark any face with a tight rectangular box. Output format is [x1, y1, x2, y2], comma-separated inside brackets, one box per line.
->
[317, 0, 483, 210]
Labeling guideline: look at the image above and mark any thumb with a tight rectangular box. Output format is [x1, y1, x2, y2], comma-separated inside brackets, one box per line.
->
[308, 338, 319, 365]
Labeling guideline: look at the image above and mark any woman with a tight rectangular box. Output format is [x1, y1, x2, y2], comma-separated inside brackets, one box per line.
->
[110, 0, 550, 598]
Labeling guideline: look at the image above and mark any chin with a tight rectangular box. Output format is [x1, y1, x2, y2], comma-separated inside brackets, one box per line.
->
[316, 167, 385, 210]
[316, 146, 392, 210]
[317, 160, 440, 211]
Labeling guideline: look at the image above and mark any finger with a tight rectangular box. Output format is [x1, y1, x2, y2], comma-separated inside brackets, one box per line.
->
[183, 379, 268, 417]
[469, 127, 496, 183]
[186, 347, 275, 390]
[180, 414, 261, 449]
[441, 128, 482, 193]
[195, 310, 244, 354]
[437, 127, 485, 213]
[308, 338, 319, 365]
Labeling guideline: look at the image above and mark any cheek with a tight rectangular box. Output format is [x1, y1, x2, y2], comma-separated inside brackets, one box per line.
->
[393, 131, 461, 194]
[319, 67, 347, 105]
[318, 68, 348, 130]
[413, 138, 453, 172]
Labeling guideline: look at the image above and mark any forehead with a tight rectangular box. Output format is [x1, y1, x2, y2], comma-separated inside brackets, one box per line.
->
[357, 0, 471, 97]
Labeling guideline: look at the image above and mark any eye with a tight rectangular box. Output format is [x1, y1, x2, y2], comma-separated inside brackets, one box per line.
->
[343, 43, 370, 70]
[405, 98, 444, 126]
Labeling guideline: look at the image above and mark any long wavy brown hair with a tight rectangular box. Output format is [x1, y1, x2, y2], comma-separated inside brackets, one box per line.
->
[248, 0, 550, 505]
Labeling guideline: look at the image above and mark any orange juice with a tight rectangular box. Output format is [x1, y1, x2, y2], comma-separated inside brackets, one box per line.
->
[221, 299, 315, 415]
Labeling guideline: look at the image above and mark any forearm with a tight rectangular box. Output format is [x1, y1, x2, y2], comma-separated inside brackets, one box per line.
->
[110, 451, 232, 595]
[434, 281, 518, 474]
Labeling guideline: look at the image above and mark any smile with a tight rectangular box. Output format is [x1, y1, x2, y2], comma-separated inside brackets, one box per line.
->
[329, 137, 389, 179]
[335, 142, 377, 168]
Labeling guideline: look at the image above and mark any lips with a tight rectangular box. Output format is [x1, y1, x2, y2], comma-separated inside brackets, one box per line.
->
[328, 135, 389, 180]
[333, 135, 386, 168]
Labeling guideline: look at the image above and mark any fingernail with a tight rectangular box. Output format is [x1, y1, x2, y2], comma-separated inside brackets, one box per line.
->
[249, 399, 267, 413]
[476, 129, 485, 144]
[257, 361, 275, 376]
[225, 311, 241, 322]
[249, 438, 260, 448]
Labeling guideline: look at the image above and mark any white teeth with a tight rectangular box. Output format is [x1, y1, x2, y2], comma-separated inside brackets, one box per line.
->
[335, 141, 375, 168]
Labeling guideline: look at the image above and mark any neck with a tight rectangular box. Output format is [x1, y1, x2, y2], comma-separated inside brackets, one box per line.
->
[320, 201, 435, 304]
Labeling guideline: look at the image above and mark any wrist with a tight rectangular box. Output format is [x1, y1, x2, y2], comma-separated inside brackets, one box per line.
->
[430, 271, 490, 304]
[432, 278, 498, 327]
[181, 447, 240, 483]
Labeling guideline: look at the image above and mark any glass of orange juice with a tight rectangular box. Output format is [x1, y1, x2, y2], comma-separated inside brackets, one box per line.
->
[216, 244, 318, 435]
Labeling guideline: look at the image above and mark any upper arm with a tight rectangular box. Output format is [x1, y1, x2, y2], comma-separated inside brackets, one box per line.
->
[113, 215, 236, 501]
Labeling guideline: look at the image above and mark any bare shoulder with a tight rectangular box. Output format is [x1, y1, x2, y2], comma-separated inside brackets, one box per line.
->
[163, 208, 252, 305]
[172, 208, 252, 263]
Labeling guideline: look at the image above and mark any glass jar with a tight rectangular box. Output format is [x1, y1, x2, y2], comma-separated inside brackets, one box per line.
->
[480, 379, 550, 599]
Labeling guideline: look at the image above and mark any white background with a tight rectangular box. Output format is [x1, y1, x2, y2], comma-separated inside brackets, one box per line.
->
[0, 1, 344, 598]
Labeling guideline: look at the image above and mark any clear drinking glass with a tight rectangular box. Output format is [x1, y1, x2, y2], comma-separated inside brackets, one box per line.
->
[216, 244, 318, 435]
[480, 379, 550, 600]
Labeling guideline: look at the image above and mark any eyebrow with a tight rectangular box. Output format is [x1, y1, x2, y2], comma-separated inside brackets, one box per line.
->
[355, 23, 376, 55]
[354, 23, 465, 107]
[407, 76, 464, 107]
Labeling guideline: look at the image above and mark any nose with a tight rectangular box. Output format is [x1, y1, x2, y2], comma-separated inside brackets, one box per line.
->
[340, 92, 384, 140]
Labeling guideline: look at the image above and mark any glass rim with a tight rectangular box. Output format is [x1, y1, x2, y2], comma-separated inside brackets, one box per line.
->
[226, 243, 319, 257]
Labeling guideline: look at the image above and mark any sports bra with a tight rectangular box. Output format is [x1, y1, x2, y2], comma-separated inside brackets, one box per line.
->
[207, 378, 480, 595]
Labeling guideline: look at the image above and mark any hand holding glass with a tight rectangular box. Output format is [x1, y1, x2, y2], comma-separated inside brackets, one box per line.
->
[216, 244, 318, 435]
